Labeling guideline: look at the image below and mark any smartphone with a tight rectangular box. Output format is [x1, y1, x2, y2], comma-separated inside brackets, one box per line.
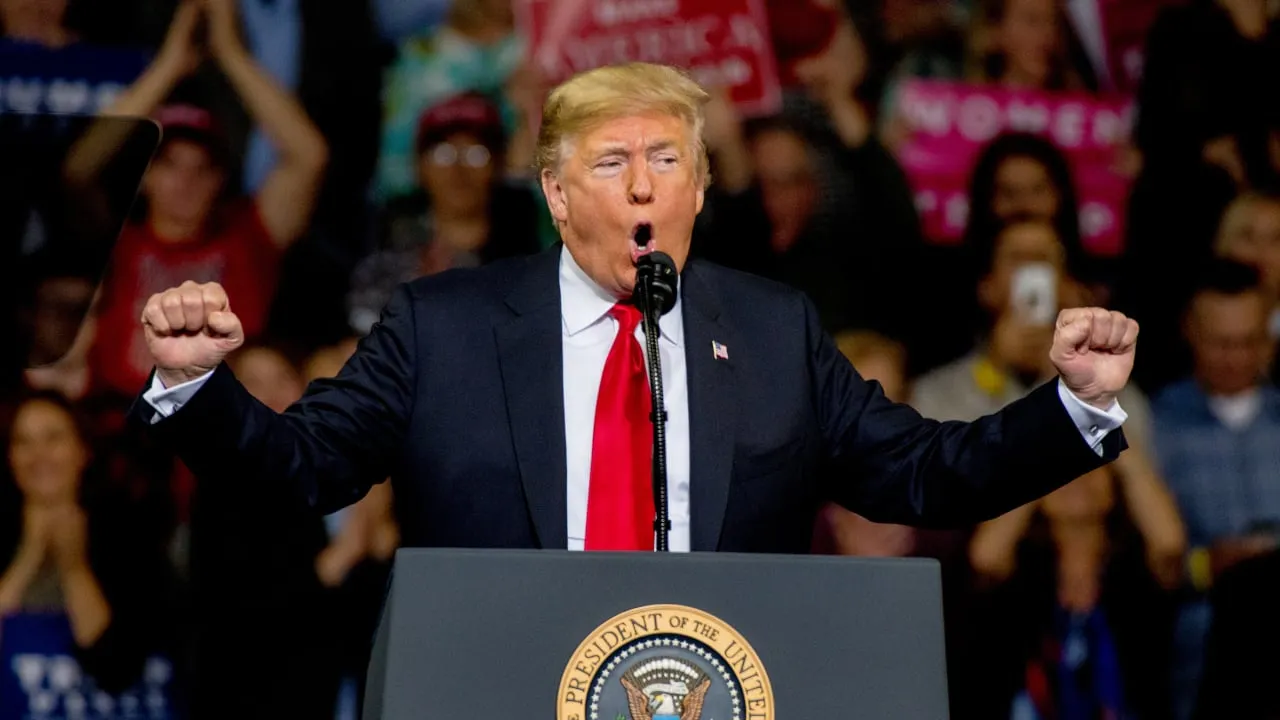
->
[1010, 262, 1057, 325]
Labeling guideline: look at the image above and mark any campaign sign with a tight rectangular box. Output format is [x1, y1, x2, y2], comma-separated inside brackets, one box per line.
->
[515, 0, 783, 116]
[0, 40, 150, 115]
[0, 613, 176, 720]
[893, 79, 1136, 257]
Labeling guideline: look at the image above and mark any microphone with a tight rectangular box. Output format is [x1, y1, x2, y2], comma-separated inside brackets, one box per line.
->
[632, 248, 677, 552]
[634, 250, 677, 322]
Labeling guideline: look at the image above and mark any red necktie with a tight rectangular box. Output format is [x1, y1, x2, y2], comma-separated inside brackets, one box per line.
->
[585, 303, 655, 551]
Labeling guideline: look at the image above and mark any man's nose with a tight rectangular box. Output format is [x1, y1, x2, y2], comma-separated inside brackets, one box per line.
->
[628, 165, 654, 204]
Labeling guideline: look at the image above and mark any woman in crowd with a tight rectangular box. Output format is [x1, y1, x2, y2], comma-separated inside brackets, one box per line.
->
[916, 132, 1088, 374]
[0, 391, 179, 699]
[349, 91, 539, 335]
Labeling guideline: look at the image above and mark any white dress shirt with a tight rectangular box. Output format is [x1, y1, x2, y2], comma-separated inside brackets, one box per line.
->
[143, 245, 1127, 552]
[559, 248, 690, 551]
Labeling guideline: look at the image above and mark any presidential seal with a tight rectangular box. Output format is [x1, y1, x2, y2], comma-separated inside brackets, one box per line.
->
[558, 604, 774, 720]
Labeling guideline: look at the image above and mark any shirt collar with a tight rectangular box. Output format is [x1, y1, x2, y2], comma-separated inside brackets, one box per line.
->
[559, 245, 683, 347]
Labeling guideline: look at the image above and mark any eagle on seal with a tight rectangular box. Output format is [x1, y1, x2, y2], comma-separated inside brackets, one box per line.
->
[621, 674, 710, 720]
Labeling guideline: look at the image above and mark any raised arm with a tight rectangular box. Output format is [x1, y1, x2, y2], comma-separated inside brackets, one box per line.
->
[63, 1, 202, 186]
[204, 0, 328, 248]
[816, 297, 1135, 527]
[132, 280, 415, 513]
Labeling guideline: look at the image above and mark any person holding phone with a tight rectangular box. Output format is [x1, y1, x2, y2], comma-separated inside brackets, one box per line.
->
[910, 217, 1185, 718]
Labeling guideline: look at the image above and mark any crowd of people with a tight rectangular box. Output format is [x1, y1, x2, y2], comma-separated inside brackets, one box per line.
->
[2, 0, 1279, 718]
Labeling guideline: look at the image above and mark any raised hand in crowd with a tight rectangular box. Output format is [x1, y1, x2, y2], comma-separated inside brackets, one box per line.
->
[502, 64, 548, 178]
[794, 16, 872, 149]
[701, 85, 751, 193]
[105, 0, 327, 249]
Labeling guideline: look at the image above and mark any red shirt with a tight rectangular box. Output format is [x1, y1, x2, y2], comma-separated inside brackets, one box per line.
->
[91, 199, 280, 396]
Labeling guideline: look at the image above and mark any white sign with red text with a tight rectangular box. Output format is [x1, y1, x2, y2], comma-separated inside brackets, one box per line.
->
[515, 0, 782, 116]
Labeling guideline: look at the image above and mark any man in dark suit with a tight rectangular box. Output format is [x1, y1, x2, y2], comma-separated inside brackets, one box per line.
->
[132, 62, 1138, 554]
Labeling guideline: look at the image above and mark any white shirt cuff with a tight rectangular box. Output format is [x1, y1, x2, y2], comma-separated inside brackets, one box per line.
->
[1057, 378, 1127, 456]
[141, 370, 214, 424]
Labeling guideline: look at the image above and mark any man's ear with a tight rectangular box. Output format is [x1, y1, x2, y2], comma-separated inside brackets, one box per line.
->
[695, 184, 705, 215]
[541, 168, 569, 224]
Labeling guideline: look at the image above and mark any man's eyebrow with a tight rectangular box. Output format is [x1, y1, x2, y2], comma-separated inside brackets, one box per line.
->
[588, 139, 681, 158]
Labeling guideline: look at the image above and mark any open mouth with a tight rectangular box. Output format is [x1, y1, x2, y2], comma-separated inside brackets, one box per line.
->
[630, 223, 655, 263]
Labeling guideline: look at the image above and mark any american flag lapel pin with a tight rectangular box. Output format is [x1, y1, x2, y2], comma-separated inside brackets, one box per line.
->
[712, 340, 729, 360]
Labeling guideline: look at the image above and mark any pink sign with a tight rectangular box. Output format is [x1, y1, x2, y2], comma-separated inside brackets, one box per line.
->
[893, 80, 1136, 257]
[514, 0, 783, 117]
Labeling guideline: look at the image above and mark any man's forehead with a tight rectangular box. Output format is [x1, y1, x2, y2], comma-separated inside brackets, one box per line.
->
[578, 114, 690, 152]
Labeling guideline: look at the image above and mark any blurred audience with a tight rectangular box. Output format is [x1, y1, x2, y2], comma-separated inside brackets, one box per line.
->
[1195, 547, 1280, 718]
[1, 0, 1278, 715]
[1212, 191, 1280, 350]
[1119, 0, 1280, 394]
[304, 338, 398, 717]
[964, 462, 1181, 719]
[0, 391, 180, 702]
[695, 23, 920, 341]
[965, 0, 1095, 91]
[812, 331, 916, 558]
[917, 132, 1092, 373]
[376, 0, 523, 201]
[185, 343, 339, 719]
[1151, 258, 1280, 720]
[910, 215, 1183, 716]
[88, 0, 327, 399]
[349, 91, 538, 335]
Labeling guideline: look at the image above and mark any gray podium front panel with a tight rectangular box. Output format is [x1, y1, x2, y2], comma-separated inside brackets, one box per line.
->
[365, 548, 949, 719]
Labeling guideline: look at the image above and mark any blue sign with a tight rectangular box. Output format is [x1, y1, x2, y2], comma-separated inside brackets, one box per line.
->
[0, 613, 177, 720]
[0, 40, 151, 115]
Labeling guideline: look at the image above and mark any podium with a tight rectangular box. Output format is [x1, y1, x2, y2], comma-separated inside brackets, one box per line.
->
[363, 548, 950, 719]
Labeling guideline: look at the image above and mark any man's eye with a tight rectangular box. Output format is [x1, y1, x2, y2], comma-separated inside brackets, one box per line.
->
[656, 156, 678, 166]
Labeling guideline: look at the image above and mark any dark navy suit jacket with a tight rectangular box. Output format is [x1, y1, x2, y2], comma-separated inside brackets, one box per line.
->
[134, 245, 1124, 553]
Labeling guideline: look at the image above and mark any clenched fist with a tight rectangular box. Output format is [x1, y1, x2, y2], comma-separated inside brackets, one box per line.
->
[141, 280, 244, 387]
[1050, 307, 1139, 410]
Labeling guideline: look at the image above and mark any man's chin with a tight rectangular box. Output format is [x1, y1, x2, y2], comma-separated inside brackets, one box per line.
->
[615, 269, 638, 300]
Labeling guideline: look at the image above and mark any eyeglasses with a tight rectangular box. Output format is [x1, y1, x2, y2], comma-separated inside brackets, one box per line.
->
[428, 143, 492, 168]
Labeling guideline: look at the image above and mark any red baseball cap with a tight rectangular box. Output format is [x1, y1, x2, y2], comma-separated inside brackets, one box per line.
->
[414, 92, 506, 156]
[153, 104, 231, 167]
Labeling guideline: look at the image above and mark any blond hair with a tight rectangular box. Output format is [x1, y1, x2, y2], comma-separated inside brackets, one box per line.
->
[535, 62, 711, 187]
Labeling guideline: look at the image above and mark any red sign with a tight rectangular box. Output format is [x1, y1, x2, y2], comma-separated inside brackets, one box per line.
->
[514, 0, 783, 117]
[894, 80, 1136, 257]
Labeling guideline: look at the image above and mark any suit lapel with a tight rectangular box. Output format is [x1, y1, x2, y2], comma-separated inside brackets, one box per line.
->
[680, 261, 738, 551]
[495, 245, 568, 549]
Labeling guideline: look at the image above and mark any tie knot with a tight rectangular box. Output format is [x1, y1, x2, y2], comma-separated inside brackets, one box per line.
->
[610, 303, 644, 334]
